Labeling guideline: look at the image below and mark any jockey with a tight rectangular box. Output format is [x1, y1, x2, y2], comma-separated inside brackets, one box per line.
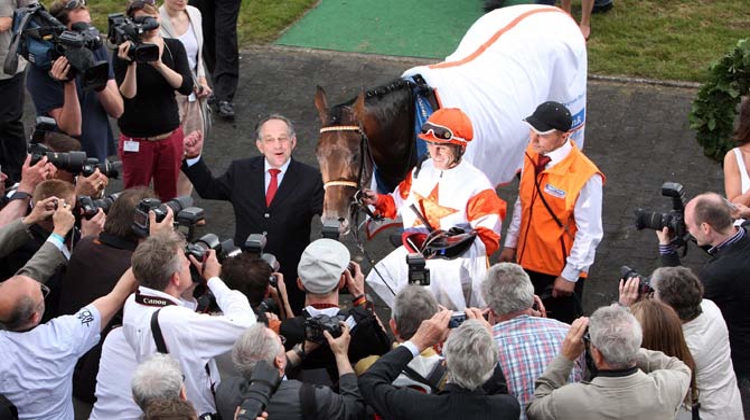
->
[361, 108, 506, 310]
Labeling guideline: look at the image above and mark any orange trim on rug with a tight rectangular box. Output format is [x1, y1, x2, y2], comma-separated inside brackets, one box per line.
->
[428, 8, 568, 70]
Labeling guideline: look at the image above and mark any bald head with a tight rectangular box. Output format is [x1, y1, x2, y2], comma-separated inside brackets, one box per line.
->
[0, 276, 45, 331]
[687, 193, 733, 231]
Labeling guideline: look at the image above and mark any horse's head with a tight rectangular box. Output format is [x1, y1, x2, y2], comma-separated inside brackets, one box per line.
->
[314, 86, 372, 236]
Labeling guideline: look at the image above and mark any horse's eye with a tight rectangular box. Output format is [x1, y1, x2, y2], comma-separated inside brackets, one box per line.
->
[351, 153, 360, 162]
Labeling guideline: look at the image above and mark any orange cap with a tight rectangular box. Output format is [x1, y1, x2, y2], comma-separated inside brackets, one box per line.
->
[418, 108, 474, 146]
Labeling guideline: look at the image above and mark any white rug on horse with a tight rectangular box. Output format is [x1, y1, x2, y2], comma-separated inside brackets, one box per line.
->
[403, 4, 588, 187]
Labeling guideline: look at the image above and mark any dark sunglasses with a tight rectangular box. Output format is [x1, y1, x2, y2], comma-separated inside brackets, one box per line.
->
[62, 0, 86, 10]
[582, 330, 591, 346]
[420, 122, 466, 143]
[127, 0, 156, 15]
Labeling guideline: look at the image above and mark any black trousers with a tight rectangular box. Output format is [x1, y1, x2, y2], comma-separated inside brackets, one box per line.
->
[526, 269, 585, 324]
[190, 0, 240, 102]
[0, 71, 27, 185]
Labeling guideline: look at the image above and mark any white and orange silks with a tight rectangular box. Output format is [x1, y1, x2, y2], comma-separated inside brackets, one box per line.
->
[366, 159, 506, 310]
[402, 5, 588, 187]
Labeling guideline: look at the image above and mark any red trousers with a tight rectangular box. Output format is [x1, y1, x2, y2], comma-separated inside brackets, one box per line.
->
[118, 126, 184, 201]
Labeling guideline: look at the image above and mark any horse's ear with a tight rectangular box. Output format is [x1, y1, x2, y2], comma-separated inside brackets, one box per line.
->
[352, 90, 366, 123]
[315, 85, 329, 124]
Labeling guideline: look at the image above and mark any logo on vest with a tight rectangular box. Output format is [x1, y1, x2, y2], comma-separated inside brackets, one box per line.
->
[544, 184, 566, 199]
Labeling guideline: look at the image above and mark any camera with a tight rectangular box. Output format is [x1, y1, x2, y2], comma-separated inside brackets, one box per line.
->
[620, 265, 654, 295]
[235, 360, 281, 420]
[132, 196, 205, 237]
[30, 116, 57, 144]
[634, 182, 687, 239]
[448, 312, 466, 329]
[77, 192, 121, 220]
[185, 233, 242, 263]
[406, 253, 430, 286]
[5, 3, 109, 91]
[244, 233, 280, 272]
[304, 313, 347, 344]
[321, 220, 340, 240]
[107, 13, 160, 63]
[28, 143, 122, 178]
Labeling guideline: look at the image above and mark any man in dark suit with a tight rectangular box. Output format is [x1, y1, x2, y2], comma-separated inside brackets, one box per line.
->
[358, 309, 521, 420]
[182, 114, 324, 312]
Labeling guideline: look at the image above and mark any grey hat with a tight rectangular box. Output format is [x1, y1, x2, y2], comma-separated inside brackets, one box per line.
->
[298, 239, 351, 294]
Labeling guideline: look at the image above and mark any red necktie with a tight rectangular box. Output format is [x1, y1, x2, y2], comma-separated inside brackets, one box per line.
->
[266, 169, 281, 207]
[535, 155, 551, 175]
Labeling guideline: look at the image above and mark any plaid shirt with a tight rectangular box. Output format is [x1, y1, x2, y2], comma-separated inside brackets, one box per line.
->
[492, 315, 584, 419]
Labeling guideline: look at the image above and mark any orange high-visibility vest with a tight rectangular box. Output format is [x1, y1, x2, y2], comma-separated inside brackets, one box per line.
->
[516, 143, 605, 277]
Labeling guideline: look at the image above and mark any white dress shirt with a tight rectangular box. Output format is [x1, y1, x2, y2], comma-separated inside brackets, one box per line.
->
[263, 157, 291, 193]
[504, 140, 603, 281]
[0, 305, 101, 420]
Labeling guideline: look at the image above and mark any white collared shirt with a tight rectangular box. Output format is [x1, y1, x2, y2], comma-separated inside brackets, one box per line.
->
[263, 158, 292, 193]
[0, 305, 101, 420]
[111, 278, 255, 414]
[504, 140, 604, 281]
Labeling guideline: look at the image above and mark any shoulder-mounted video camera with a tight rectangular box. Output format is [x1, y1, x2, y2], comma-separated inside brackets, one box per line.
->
[4, 3, 109, 91]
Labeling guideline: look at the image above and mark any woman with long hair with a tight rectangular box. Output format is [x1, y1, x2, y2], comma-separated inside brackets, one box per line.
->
[631, 299, 699, 420]
[159, 0, 211, 196]
[723, 96, 750, 205]
[113, 0, 193, 201]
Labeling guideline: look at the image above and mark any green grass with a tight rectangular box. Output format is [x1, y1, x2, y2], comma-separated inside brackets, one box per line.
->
[81, 0, 749, 83]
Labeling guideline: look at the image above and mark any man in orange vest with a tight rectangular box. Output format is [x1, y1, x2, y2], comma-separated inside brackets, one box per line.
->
[500, 102, 604, 323]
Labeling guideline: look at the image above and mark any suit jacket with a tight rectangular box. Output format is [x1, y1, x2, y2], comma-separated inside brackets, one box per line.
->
[216, 373, 365, 420]
[183, 156, 324, 308]
[158, 5, 206, 80]
[0, 218, 65, 283]
[359, 345, 520, 420]
[527, 349, 691, 420]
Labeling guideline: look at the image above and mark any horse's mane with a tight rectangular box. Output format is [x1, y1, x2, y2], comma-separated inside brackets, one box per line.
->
[328, 79, 414, 126]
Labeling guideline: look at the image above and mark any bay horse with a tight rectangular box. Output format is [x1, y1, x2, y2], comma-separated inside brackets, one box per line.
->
[315, 4, 588, 236]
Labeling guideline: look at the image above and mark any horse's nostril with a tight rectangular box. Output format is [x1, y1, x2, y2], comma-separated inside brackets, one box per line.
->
[338, 217, 345, 222]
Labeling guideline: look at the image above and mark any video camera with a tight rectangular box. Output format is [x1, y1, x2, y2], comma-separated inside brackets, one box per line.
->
[304, 313, 348, 344]
[619, 265, 654, 295]
[77, 192, 121, 220]
[406, 253, 430, 286]
[634, 182, 690, 250]
[4, 3, 109, 91]
[244, 233, 280, 272]
[107, 13, 159, 63]
[235, 360, 281, 420]
[132, 196, 205, 237]
[29, 143, 122, 178]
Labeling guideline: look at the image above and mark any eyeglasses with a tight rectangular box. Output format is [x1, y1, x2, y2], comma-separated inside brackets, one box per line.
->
[40, 282, 51, 299]
[582, 331, 591, 346]
[62, 0, 86, 10]
[127, 0, 156, 15]
[420, 122, 466, 143]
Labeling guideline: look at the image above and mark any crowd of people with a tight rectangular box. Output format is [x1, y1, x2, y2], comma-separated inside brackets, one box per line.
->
[1, 0, 749, 419]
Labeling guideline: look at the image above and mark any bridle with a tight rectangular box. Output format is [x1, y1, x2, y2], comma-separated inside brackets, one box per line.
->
[319, 125, 383, 241]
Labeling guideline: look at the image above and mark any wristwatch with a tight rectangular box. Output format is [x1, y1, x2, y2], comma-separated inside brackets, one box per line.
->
[8, 191, 32, 202]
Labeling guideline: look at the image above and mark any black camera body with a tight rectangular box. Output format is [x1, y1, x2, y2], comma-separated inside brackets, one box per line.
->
[406, 253, 430, 286]
[634, 182, 687, 239]
[185, 234, 241, 262]
[620, 265, 655, 295]
[236, 360, 281, 420]
[244, 233, 280, 271]
[304, 313, 347, 344]
[321, 220, 340, 240]
[107, 13, 160, 63]
[133, 196, 205, 237]
[77, 194, 121, 220]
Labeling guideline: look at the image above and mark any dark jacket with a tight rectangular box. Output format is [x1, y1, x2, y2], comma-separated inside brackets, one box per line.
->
[183, 155, 324, 311]
[662, 228, 750, 378]
[216, 373, 365, 420]
[359, 346, 520, 420]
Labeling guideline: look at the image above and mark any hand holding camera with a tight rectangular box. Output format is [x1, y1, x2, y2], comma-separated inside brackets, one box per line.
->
[344, 261, 365, 297]
[52, 199, 76, 237]
[75, 168, 109, 197]
[410, 309, 452, 353]
[148, 205, 175, 236]
[19, 155, 56, 194]
[23, 196, 59, 226]
[324, 322, 351, 358]
[80, 208, 106, 238]
[561, 316, 589, 362]
[49, 56, 73, 84]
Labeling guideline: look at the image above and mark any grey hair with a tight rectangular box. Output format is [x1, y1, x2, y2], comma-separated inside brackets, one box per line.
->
[589, 305, 642, 369]
[392, 286, 439, 340]
[132, 231, 186, 291]
[481, 263, 534, 316]
[0, 295, 37, 332]
[131, 353, 184, 410]
[255, 114, 296, 141]
[651, 266, 704, 322]
[443, 320, 497, 391]
[232, 324, 284, 379]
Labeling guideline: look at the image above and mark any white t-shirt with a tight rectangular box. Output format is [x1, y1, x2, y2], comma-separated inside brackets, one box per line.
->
[0, 305, 102, 420]
[89, 327, 141, 420]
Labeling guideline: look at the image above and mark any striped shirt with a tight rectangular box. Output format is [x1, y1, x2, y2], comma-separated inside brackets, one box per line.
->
[492, 314, 584, 419]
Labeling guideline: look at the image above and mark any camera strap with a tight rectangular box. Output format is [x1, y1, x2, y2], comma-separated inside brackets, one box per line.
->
[136, 291, 178, 308]
[150, 309, 169, 354]
[3, 7, 35, 75]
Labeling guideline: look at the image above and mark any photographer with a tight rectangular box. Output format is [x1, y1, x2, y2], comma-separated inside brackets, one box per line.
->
[96, 231, 255, 416]
[655, 191, 750, 411]
[35, 131, 111, 198]
[114, 0, 193, 201]
[0, 154, 56, 228]
[216, 323, 365, 420]
[25, 0, 123, 162]
[0, 0, 27, 185]
[278, 239, 390, 384]
[57, 187, 156, 407]
[220, 253, 294, 329]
